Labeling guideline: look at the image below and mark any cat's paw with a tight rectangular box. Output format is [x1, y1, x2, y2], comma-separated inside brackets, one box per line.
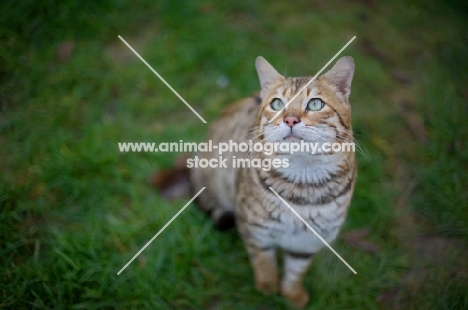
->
[281, 286, 309, 308]
[255, 279, 278, 295]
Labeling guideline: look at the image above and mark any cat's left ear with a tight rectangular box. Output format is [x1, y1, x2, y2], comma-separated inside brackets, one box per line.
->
[323, 56, 355, 99]
[255, 56, 284, 98]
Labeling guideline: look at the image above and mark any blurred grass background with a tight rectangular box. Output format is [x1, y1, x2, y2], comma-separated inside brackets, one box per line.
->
[1, 0, 467, 309]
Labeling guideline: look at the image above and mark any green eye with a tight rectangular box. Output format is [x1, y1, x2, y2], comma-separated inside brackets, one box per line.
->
[306, 98, 324, 111]
[270, 98, 284, 111]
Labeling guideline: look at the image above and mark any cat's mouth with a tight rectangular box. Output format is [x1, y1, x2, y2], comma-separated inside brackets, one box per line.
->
[283, 134, 303, 141]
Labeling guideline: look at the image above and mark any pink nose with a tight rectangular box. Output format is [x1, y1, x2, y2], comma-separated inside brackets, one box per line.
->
[284, 116, 300, 127]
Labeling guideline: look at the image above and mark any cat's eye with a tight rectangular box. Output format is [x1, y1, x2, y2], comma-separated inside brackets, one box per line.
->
[270, 98, 284, 111]
[306, 98, 324, 111]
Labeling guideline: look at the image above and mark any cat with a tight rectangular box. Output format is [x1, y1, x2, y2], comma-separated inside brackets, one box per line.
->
[190, 56, 356, 308]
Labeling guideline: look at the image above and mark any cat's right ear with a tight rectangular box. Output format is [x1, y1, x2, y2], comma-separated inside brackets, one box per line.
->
[255, 57, 283, 98]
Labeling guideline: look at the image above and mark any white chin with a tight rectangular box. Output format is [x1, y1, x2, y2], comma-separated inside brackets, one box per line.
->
[283, 135, 303, 141]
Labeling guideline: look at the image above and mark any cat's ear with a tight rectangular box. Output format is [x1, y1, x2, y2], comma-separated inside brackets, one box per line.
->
[323, 56, 355, 99]
[255, 56, 283, 97]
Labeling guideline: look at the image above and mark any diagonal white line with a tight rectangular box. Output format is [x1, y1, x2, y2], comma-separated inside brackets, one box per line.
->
[118, 35, 207, 124]
[268, 187, 357, 274]
[268, 36, 356, 123]
[117, 187, 206, 275]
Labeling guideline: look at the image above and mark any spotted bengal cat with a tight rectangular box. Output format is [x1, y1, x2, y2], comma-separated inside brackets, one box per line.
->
[190, 56, 356, 308]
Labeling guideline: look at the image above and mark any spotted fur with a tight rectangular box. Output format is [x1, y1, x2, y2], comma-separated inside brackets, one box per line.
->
[191, 56, 356, 308]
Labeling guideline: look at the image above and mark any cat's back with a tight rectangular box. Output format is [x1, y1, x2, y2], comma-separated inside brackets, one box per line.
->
[190, 95, 261, 229]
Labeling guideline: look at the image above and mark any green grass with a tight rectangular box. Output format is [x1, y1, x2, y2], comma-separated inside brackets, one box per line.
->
[1, 0, 467, 309]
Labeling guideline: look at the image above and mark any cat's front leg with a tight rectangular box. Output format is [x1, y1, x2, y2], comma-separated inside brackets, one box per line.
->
[243, 240, 278, 294]
[280, 251, 314, 308]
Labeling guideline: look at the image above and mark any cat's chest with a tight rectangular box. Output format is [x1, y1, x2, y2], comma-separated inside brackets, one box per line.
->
[237, 184, 346, 252]
[236, 166, 351, 253]
[235, 154, 354, 236]
[249, 154, 353, 205]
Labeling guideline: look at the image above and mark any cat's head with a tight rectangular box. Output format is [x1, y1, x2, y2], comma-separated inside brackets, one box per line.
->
[255, 56, 355, 152]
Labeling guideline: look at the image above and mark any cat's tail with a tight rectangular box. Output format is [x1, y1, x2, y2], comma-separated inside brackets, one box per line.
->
[149, 154, 191, 200]
[149, 155, 235, 231]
